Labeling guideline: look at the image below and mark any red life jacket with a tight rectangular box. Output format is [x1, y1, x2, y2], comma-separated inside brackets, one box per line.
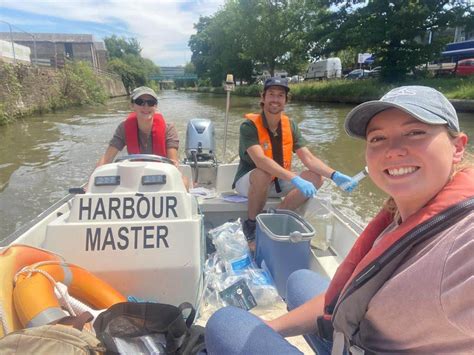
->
[124, 113, 167, 156]
[324, 168, 474, 319]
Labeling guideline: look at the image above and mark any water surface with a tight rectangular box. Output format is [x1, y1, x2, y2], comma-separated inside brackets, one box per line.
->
[1, 91, 473, 240]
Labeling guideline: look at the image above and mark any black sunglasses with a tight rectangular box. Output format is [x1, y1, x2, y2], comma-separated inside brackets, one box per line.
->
[134, 98, 157, 107]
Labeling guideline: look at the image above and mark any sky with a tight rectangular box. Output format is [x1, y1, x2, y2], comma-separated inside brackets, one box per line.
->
[0, 0, 224, 66]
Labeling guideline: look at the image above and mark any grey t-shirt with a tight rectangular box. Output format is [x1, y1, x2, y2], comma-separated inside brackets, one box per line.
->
[358, 212, 474, 353]
[109, 119, 179, 154]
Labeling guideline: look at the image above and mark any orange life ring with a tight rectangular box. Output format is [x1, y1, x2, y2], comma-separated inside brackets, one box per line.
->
[14, 261, 126, 328]
[1, 245, 64, 336]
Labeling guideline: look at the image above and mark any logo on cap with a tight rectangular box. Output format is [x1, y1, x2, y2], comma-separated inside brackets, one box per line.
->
[382, 88, 417, 100]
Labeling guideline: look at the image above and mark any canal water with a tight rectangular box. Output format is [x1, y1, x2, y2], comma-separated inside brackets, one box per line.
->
[1, 90, 474, 240]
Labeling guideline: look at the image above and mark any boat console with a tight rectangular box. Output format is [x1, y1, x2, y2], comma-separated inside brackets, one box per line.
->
[42, 158, 204, 306]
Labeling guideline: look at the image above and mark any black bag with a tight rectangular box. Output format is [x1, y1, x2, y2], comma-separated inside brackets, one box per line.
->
[93, 302, 205, 354]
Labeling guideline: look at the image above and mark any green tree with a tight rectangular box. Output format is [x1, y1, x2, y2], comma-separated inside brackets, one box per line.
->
[104, 36, 160, 92]
[189, 16, 213, 82]
[189, 1, 320, 84]
[184, 62, 195, 74]
[189, 11, 253, 86]
[62, 61, 108, 105]
[235, 0, 311, 76]
[336, 48, 358, 72]
[314, 0, 473, 81]
[104, 35, 142, 59]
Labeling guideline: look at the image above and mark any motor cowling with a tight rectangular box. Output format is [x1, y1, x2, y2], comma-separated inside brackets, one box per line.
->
[185, 118, 215, 162]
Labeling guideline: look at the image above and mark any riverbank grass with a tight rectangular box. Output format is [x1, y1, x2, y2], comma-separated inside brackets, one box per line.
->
[189, 76, 474, 103]
[288, 77, 474, 101]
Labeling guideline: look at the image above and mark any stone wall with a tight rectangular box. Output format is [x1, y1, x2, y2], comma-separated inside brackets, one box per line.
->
[0, 62, 126, 124]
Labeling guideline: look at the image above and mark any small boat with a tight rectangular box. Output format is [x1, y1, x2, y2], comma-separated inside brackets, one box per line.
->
[0, 118, 362, 351]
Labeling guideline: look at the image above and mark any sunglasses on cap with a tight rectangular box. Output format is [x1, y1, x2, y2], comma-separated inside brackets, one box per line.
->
[134, 98, 157, 107]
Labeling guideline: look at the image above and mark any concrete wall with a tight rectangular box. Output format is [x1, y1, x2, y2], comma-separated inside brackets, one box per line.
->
[97, 50, 108, 71]
[99, 74, 127, 98]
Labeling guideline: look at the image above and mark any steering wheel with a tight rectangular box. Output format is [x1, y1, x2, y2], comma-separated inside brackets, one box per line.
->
[115, 154, 175, 165]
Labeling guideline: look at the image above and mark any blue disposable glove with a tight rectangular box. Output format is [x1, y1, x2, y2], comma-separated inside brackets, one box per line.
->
[331, 171, 358, 192]
[291, 176, 317, 198]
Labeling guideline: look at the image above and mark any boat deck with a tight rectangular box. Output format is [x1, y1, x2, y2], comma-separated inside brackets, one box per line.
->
[196, 299, 313, 353]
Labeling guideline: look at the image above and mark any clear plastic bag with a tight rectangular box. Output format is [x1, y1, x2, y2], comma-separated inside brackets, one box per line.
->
[199, 220, 281, 313]
[231, 268, 280, 306]
[209, 219, 249, 260]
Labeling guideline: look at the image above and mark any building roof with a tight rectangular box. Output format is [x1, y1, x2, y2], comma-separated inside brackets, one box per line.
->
[0, 32, 95, 43]
[94, 41, 106, 51]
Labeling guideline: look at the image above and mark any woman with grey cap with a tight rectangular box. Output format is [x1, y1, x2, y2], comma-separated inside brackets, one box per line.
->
[96, 86, 189, 189]
[96, 86, 180, 166]
[204, 86, 473, 354]
[95, 86, 189, 188]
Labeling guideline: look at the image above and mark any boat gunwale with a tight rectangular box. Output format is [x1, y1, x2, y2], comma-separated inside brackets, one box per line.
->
[0, 192, 75, 248]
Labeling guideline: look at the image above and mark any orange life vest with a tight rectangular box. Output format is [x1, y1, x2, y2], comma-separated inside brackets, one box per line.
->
[245, 113, 293, 170]
[322, 168, 474, 334]
[124, 113, 167, 156]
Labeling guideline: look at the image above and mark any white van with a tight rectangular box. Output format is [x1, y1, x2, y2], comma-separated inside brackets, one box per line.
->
[305, 58, 342, 80]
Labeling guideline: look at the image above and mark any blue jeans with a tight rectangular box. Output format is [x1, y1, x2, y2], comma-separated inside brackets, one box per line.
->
[205, 269, 331, 354]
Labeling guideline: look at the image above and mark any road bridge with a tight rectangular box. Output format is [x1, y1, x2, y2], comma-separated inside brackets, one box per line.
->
[149, 66, 197, 88]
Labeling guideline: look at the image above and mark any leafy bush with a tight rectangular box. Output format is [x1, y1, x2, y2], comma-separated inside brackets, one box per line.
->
[234, 84, 261, 97]
[0, 63, 25, 124]
[61, 61, 108, 105]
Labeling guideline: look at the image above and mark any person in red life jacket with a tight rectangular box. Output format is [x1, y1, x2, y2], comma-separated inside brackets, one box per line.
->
[96, 86, 189, 189]
[233, 77, 358, 251]
[205, 86, 473, 354]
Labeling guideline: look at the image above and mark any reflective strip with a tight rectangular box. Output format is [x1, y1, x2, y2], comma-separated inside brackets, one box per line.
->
[27, 307, 67, 328]
[349, 345, 365, 355]
[331, 331, 345, 355]
[60, 263, 73, 286]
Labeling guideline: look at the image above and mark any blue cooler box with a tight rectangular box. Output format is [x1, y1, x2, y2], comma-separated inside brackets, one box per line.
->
[255, 209, 315, 299]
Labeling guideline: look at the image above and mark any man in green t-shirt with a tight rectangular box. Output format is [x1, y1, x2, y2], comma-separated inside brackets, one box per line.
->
[233, 77, 358, 251]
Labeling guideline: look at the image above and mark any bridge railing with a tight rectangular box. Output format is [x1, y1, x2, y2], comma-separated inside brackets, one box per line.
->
[149, 74, 198, 81]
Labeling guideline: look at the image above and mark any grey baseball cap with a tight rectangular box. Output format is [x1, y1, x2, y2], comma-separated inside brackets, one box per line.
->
[264, 77, 290, 92]
[131, 86, 158, 101]
[345, 85, 460, 139]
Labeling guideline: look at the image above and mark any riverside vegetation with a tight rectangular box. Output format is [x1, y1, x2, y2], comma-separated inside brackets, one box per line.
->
[185, 76, 474, 104]
[0, 61, 108, 125]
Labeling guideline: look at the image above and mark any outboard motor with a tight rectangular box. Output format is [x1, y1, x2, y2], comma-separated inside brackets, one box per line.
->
[185, 119, 216, 163]
[185, 119, 217, 183]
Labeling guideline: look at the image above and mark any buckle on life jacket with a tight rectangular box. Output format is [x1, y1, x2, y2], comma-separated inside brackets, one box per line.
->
[316, 315, 334, 341]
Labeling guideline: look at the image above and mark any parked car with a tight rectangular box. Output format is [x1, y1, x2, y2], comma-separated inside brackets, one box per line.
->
[289, 75, 304, 83]
[455, 58, 474, 77]
[368, 66, 381, 77]
[344, 69, 371, 79]
[305, 58, 342, 80]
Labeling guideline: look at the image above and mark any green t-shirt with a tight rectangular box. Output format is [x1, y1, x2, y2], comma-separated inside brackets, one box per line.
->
[233, 113, 306, 186]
